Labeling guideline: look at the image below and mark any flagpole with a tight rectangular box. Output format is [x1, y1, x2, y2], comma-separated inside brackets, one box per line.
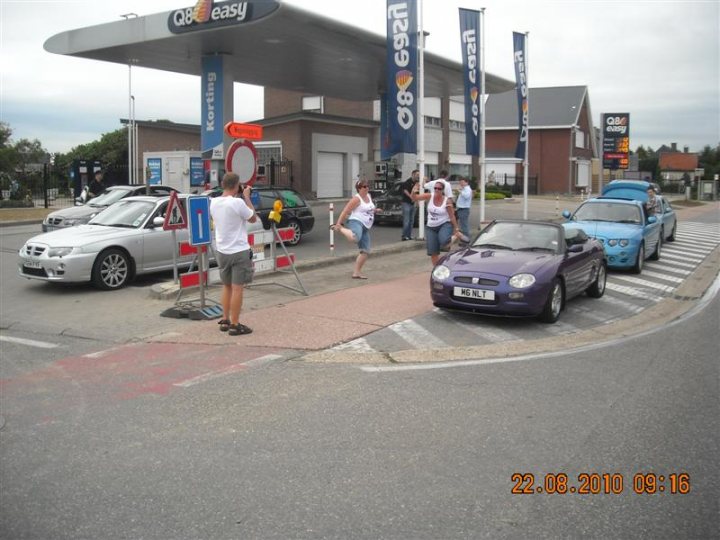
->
[523, 31, 529, 220]
[479, 8, 486, 227]
[417, 0, 426, 240]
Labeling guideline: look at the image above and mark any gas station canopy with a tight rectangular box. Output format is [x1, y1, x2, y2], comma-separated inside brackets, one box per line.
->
[44, 1, 514, 101]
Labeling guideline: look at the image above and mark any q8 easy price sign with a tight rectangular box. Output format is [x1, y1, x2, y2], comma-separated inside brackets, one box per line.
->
[602, 113, 630, 170]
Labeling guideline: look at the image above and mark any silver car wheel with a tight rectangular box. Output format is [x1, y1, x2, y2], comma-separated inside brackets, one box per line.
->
[92, 249, 130, 290]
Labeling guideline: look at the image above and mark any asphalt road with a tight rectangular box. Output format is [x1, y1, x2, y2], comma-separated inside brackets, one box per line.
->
[1, 277, 717, 539]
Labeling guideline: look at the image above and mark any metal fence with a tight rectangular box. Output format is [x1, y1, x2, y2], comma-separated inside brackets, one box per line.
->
[0, 163, 130, 209]
[492, 174, 539, 196]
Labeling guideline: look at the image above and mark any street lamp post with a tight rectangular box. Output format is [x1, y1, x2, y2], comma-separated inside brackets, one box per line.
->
[121, 13, 138, 186]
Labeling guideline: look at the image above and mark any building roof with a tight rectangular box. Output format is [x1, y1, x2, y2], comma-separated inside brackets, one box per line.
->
[485, 86, 590, 129]
[120, 119, 201, 134]
[659, 152, 699, 171]
[44, 1, 514, 102]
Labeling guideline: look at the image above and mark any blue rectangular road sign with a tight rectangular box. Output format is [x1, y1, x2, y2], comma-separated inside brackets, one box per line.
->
[188, 196, 212, 246]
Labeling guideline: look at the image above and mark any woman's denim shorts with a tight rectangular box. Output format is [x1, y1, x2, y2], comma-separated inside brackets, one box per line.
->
[347, 219, 371, 253]
[425, 222, 453, 255]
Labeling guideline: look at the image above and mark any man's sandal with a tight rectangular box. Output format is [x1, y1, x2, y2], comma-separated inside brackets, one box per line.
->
[228, 323, 253, 336]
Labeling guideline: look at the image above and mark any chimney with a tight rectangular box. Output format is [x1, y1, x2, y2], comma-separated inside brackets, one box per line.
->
[671, 142, 677, 151]
[684, 146, 689, 153]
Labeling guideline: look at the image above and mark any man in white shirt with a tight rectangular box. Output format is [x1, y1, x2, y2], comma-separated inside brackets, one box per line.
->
[209, 173, 258, 336]
[425, 169, 454, 199]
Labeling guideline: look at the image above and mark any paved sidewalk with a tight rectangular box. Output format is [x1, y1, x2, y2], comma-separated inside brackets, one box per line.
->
[146, 201, 720, 364]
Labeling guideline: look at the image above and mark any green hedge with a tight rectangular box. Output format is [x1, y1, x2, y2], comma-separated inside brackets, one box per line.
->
[0, 200, 34, 209]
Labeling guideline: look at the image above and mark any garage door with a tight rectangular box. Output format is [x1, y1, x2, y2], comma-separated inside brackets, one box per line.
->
[317, 152, 344, 198]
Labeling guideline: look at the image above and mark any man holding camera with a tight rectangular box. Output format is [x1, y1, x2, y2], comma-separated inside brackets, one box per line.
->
[209, 173, 258, 336]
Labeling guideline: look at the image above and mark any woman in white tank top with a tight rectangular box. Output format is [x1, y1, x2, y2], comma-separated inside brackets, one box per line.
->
[411, 179, 463, 266]
[331, 179, 379, 279]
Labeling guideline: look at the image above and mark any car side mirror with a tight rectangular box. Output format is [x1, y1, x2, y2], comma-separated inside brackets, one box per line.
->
[567, 244, 584, 253]
[562, 210, 571, 219]
[152, 216, 165, 228]
[647, 216, 657, 224]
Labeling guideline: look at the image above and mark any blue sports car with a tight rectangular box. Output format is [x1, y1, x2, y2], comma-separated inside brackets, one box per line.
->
[430, 220, 607, 323]
[562, 198, 660, 273]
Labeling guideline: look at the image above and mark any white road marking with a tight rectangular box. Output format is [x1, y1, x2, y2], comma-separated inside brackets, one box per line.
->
[613, 275, 674, 293]
[389, 319, 448, 349]
[173, 354, 282, 388]
[0, 335, 59, 349]
[661, 252, 703, 263]
[605, 282, 663, 300]
[432, 308, 519, 342]
[638, 270, 684, 283]
[82, 346, 123, 358]
[332, 338, 376, 353]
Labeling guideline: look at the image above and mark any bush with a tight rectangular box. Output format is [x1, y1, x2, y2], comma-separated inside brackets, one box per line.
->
[0, 199, 34, 208]
[473, 190, 507, 200]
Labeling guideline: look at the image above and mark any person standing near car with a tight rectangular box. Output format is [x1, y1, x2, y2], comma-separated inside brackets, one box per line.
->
[87, 170, 106, 200]
[331, 179, 378, 279]
[455, 176, 473, 242]
[411, 180, 463, 266]
[401, 169, 419, 241]
[645, 186, 660, 218]
[210, 173, 258, 336]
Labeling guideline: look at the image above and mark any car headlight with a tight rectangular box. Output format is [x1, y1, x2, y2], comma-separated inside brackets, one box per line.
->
[618, 239, 629, 247]
[432, 265, 451, 281]
[62, 218, 83, 226]
[607, 239, 618, 247]
[509, 273, 536, 289]
[48, 247, 76, 258]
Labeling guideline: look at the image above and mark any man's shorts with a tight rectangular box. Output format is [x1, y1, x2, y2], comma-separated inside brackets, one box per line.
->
[216, 249, 254, 286]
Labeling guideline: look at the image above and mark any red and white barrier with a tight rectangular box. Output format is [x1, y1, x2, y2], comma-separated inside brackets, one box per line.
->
[177, 226, 296, 290]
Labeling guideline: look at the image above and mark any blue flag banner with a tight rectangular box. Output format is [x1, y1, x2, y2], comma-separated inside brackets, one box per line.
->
[201, 55, 224, 159]
[459, 8, 481, 156]
[512, 32, 528, 160]
[383, 0, 418, 157]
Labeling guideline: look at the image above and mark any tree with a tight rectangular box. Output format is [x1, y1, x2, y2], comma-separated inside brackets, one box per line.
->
[54, 128, 128, 185]
[635, 145, 659, 180]
[698, 144, 720, 181]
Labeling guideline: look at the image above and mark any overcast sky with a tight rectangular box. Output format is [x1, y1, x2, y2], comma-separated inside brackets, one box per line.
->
[1, 0, 718, 154]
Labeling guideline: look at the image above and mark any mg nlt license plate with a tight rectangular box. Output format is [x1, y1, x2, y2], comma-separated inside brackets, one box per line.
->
[23, 260, 42, 269]
[454, 287, 495, 300]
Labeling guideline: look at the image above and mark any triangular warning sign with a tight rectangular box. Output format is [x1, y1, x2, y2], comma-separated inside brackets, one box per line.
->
[163, 191, 188, 231]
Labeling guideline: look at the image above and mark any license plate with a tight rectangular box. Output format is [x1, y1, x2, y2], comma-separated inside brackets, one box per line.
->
[23, 260, 42, 269]
[454, 286, 495, 300]
[379, 211, 398, 216]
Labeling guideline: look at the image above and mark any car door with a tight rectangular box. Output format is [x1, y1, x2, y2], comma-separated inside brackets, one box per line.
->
[660, 198, 676, 239]
[562, 230, 596, 297]
[140, 201, 190, 272]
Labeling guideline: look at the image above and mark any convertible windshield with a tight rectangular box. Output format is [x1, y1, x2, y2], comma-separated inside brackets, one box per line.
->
[89, 200, 155, 228]
[88, 188, 131, 207]
[472, 222, 560, 252]
[573, 202, 641, 224]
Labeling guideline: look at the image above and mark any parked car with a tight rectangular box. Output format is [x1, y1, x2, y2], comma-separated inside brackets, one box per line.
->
[430, 220, 607, 323]
[42, 184, 178, 232]
[204, 185, 314, 245]
[562, 198, 660, 273]
[21, 195, 199, 290]
[374, 180, 419, 226]
[657, 195, 678, 242]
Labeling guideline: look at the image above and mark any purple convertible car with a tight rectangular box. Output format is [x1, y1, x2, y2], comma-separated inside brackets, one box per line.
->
[430, 220, 607, 323]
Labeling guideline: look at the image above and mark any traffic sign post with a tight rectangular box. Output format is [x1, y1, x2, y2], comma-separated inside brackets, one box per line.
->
[187, 196, 212, 313]
[163, 191, 188, 283]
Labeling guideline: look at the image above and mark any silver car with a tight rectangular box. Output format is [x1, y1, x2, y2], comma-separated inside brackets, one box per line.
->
[42, 184, 178, 232]
[20, 196, 198, 290]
